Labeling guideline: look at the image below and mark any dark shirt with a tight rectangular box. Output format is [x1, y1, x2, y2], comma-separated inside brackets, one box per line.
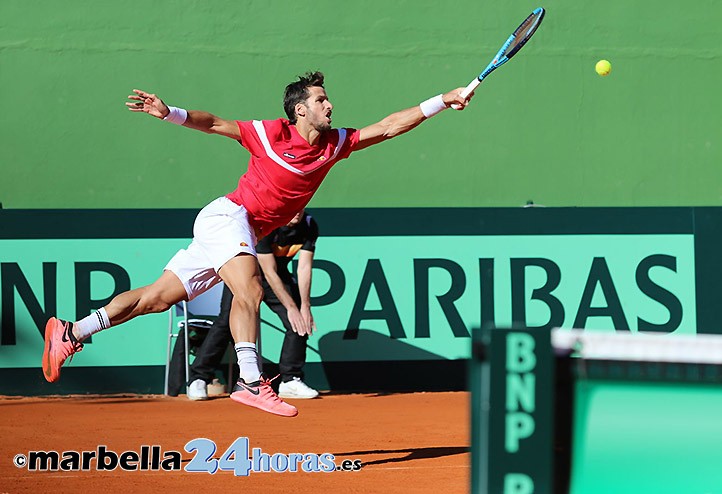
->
[256, 213, 318, 283]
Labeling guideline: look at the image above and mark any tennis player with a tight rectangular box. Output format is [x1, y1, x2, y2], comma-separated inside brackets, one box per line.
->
[42, 71, 473, 417]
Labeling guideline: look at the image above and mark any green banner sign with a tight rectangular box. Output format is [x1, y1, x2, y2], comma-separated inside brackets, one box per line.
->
[0, 231, 696, 369]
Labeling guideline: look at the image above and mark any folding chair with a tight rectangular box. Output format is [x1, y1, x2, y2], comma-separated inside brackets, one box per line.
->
[163, 282, 263, 395]
[164, 282, 226, 395]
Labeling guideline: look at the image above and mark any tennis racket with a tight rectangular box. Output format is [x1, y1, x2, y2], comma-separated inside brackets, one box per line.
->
[452, 7, 545, 109]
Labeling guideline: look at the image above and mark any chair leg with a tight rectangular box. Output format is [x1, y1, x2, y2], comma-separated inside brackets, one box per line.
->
[165, 309, 172, 395]
[183, 301, 190, 392]
[227, 346, 234, 388]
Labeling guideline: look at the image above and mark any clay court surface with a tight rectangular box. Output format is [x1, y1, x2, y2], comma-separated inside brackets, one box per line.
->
[1, 391, 469, 493]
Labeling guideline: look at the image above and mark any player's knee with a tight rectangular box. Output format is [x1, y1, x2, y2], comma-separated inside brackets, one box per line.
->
[232, 282, 264, 310]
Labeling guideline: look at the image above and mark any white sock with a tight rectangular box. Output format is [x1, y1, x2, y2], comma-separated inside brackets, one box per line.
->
[75, 308, 111, 341]
[235, 342, 261, 383]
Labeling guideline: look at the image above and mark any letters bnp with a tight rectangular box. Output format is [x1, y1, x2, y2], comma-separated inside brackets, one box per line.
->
[504, 332, 536, 494]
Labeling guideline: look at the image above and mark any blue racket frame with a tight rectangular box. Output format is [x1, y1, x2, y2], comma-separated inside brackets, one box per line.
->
[456, 6, 545, 104]
[476, 7, 545, 84]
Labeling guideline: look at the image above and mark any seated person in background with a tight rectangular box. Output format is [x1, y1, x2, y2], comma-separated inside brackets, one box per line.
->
[187, 210, 320, 400]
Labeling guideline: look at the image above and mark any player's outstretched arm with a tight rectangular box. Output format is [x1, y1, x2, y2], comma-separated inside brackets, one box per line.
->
[355, 88, 472, 151]
[126, 89, 241, 140]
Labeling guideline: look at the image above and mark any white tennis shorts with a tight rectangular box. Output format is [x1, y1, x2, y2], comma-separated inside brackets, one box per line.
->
[165, 196, 257, 300]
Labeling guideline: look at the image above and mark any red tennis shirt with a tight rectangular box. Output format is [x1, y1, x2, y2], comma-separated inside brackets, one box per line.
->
[226, 119, 360, 237]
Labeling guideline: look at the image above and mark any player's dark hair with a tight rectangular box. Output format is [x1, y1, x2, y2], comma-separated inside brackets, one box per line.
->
[284, 71, 325, 124]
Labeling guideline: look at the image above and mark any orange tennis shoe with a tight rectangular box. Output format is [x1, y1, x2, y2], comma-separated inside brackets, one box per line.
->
[230, 375, 298, 417]
[42, 317, 83, 383]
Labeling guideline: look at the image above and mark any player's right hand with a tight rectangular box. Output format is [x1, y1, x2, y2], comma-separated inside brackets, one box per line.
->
[126, 89, 169, 119]
[444, 88, 475, 110]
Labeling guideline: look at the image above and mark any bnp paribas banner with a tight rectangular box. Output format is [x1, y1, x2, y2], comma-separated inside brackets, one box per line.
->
[1, 207, 721, 371]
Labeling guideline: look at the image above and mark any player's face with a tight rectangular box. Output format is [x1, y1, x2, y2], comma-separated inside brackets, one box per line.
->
[303, 86, 333, 132]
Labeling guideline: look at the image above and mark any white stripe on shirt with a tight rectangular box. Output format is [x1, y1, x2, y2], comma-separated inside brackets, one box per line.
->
[252, 121, 347, 176]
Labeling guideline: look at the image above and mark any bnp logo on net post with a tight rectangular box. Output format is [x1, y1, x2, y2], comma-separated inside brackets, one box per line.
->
[504, 331, 541, 494]
[487, 328, 555, 494]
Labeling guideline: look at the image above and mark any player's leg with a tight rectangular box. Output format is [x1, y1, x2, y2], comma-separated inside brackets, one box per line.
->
[219, 254, 264, 347]
[219, 255, 265, 383]
[177, 196, 296, 416]
[42, 270, 188, 383]
[218, 255, 298, 417]
[102, 270, 188, 326]
[42, 199, 230, 384]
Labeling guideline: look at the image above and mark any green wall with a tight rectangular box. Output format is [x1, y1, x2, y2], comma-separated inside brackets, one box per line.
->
[2, 1, 721, 208]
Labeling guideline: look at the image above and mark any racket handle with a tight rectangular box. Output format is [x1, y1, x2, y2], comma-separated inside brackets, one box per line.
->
[451, 79, 481, 110]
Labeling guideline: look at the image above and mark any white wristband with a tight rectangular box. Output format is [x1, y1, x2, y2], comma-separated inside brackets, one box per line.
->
[163, 106, 188, 125]
[419, 94, 447, 118]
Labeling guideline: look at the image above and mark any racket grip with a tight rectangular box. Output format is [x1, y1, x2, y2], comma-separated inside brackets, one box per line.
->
[451, 79, 481, 110]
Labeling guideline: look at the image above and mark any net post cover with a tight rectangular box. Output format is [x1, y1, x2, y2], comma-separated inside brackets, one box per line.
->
[470, 325, 557, 494]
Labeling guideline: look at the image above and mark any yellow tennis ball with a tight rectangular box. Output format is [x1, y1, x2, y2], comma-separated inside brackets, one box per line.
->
[595, 59, 612, 76]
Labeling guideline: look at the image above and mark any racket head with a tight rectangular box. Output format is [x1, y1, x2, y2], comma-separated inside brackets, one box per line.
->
[504, 7, 545, 60]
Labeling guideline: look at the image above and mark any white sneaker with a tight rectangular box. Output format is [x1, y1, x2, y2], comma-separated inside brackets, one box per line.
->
[278, 377, 319, 399]
[187, 379, 208, 401]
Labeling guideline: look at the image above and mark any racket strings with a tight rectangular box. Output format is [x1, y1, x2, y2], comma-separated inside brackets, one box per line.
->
[504, 10, 544, 58]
